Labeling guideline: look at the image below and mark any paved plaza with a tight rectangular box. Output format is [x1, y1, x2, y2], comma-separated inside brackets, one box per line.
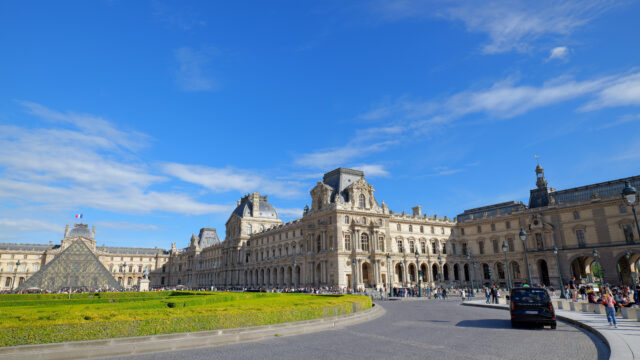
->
[103, 300, 608, 360]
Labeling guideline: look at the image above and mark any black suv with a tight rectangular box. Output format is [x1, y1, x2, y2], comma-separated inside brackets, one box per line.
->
[508, 287, 556, 329]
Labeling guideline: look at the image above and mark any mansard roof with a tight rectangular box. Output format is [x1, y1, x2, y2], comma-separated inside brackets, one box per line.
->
[0, 243, 59, 252]
[457, 201, 526, 221]
[550, 175, 640, 206]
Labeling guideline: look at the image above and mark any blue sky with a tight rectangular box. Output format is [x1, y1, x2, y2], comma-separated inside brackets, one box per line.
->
[1, 1, 640, 249]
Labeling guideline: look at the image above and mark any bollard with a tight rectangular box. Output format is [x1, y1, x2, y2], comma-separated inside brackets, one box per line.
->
[581, 303, 595, 313]
[569, 302, 578, 311]
[621, 307, 638, 320]
[594, 304, 604, 314]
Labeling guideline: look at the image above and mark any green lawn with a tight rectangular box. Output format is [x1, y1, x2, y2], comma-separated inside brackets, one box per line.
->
[0, 291, 371, 347]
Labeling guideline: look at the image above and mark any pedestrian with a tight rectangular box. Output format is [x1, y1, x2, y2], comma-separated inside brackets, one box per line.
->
[602, 288, 617, 328]
[569, 277, 578, 302]
[442, 288, 447, 299]
[491, 286, 498, 304]
[485, 287, 491, 304]
[467, 287, 472, 301]
[461, 288, 466, 302]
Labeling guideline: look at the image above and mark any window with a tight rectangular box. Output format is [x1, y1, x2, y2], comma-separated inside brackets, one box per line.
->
[345, 216, 349, 224]
[479, 241, 485, 254]
[317, 236, 322, 252]
[620, 204, 628, 214]
[344, 234, 352, 251]
[442, 243, 447, 254]
[420, 226, 424, 233]
[409, 225, 413, 232]
[431, 242, 437, 254]
[451, 229, 455, 236]
[397, 224, 401, 231]
[508, 238, 515, 252]
[409, 240, 415, 253]
[623, 225, 634, 244]
[246, 224, 252, 234]
[576, 230, 586, 248]
[5, 278, 11, 287]
[431, 226, 435, 234]
[573, 211, 580, 220]
[462, 243, 468, 255]
[361, 233, 369, 251]
[461, 228, 465, 235]
[506, 221, 511, 229]
[452, 243, 457, 255]
[378, 237, 385, 251]
[492, 239, 499, 253]
[483, 263, 490, 280]
[359, 194, 366, 208]
[362, 217, 367, 225]
[535, 233, 544, 250]
[33, 264, 39, 271]
[421, 242, 426, 254]
[397, 240, 404, 253]
[441, 227, 445, 234]
[477, 226, 482, 233]
[491, 223, 496, 231]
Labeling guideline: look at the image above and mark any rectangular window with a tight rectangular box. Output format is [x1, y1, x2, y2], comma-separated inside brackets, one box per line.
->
[479, 241, 484, 255]
[409, 241, 415, 253]
[431, 242, 437, 254]
[535, 233, 544, 250]
[421, 242, 426, 254]
[573, 211, 580, 220]
[492, 240, 499, 253]
[378, 237, 385, 252]
[477, 226, 482, 233]
[344, 235, 351, 251]
[576, 230, 586, 248]
[431, 226, 435, 234]
[506, 221, 511, 229]
[442, 244, 447, 254]
[462, 243, 468, 255]
[491, 223, 496, 231]
[620, 204, 628, 214]
[508, 238, 514, 252]
[452, 243, 457, 255]
[441, 227, 445, 234]
[461, 228, 465, 235]
[397, 241, 404, 253]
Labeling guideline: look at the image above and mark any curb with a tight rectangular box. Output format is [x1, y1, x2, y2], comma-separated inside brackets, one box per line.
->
[0, 304, 385, 360]
[461, 302, 629, 360]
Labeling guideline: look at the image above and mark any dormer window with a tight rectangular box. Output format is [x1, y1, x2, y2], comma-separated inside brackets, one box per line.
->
[359, 194, 366, 208]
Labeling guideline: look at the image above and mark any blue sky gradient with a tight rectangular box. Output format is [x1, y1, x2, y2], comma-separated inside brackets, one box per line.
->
[1, 1, 639, 248]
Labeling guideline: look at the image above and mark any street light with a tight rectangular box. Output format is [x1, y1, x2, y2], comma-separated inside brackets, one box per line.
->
[386, 253, 392, 297]
[12, 260, 20, 292]
[622, 181, 640, 243]
[520, 228, 533, 285]
[437, 255, 443, 286]
[593, 248, 605, 285]
[415, 249, 421, 297]
[553, 246, 566, 299]
[502, 241, 511, 291]
[466, 252, 475, 295]
[488, 267, 493, 287]
[625, 250, 637, 286]
[293, 259, 297, 290]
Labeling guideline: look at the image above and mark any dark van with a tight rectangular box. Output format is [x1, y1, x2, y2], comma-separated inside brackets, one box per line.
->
[508, 287, 556, 329]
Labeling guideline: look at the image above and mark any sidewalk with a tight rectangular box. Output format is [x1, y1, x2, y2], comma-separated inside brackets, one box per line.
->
[463, 300, 640, 360]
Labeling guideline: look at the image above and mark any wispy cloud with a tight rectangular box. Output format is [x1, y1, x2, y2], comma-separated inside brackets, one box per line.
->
[95, 221, 160, 231]
[353, 164, 389, 177]
[162, 163, 304, 198]
[548, 46, 569, 61]
[582, 72, 640, 110]
[372, 0, 617, 54]
[0, 218, 61, 234]
[294, 141, 396, 169]
[174, 46, 218, 92]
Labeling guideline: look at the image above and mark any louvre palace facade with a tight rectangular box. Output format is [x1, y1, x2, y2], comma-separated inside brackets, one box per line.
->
[1, 166, 639, 291]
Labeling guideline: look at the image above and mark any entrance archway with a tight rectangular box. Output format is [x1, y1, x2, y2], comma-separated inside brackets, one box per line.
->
[443, 264, 449, 281]
[617, 256, 633, 285]
[362, 262, 371, 286]
[464, 264, 470, 281]
[432, 264, 439, 281]
[395, 263, 404, 283]
[408, 263, 416, 282]
[538, 259, 550, 286]
[420, 264, 428, 282]
[453, 264, 460, 281]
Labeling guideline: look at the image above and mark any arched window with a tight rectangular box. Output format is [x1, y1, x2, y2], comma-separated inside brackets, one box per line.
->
[359, 194, 366, 208]
[344, 234, 352, 251]
[378, 236, 385, 251]
[361, 233, 369, 251]
[397, 240, 404, 253]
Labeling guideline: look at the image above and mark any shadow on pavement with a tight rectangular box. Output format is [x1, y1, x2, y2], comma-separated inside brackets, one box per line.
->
[455, 319, 512, 329]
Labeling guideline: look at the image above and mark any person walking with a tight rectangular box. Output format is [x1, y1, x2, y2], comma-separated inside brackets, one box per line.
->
[461, 288, 466, 302]
[491, 286, 498, 304]
[442, 287, 448, 299]
[602, 288, 617, 328]
[485, 287, 491, 304]
[569, 277, 578, 302]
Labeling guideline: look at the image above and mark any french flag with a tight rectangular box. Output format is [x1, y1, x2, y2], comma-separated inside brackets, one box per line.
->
[75, 214, 83, 219]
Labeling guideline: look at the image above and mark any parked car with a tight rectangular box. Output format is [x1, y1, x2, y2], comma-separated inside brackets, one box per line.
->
[507, 287, 556, 329]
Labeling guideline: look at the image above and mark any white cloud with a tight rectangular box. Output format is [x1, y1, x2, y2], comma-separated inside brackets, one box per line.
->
[352, 164, 389, 177]
[94, 221, 160, 231]
[582, 73, 640, 110]
[372, 0, 616, 54]
[174, 46, 218, 92]
[548, 46, 569, 61]
[162, 163, 303, 198]
[0, 218, 61, 233]
[276, 208, 304, 218]
[294, 141, 396, 169]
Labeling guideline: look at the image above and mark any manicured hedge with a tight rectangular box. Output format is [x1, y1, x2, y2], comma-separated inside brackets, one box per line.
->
[0, 292, 371, 346]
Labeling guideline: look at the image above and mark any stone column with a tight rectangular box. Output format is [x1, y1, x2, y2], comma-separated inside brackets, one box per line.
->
[403, 261, 408, 286]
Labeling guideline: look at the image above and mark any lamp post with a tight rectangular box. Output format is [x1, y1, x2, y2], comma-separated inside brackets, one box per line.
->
[293, 259, 297, 290]
[553, 246, 566, 299]
[593, 248, 605, 285]
[520, 228, 533, 285]
[12, 260, 20, 292]
[466, 252, 475, 295]
[625, 250, 637, 286]
[437, 255, 443, 287]
[386, 253, 392, 297]
[488, 267, 493, 287]
[502, 241, 511, 291]
[622, 181, 640, 243]
[415, 250, 421, 297]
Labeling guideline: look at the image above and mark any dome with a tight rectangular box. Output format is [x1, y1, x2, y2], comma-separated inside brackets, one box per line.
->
[66, 223, 94, 239]
[232, 193, 278, 219]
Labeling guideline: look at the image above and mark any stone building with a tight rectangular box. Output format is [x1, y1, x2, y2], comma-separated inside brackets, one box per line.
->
[0, 223, 171, 290]
[2, 165, 639, 291]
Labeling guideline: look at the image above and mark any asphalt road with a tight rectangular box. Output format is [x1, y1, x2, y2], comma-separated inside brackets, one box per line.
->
[104, 299, 609, 360]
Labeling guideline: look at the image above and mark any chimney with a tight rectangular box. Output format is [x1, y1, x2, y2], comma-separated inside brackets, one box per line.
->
[64, 224, 69, 237]
[251, 192, 260, 217]
[92, 225, 96, 236]
[412, 206, 422, 216]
